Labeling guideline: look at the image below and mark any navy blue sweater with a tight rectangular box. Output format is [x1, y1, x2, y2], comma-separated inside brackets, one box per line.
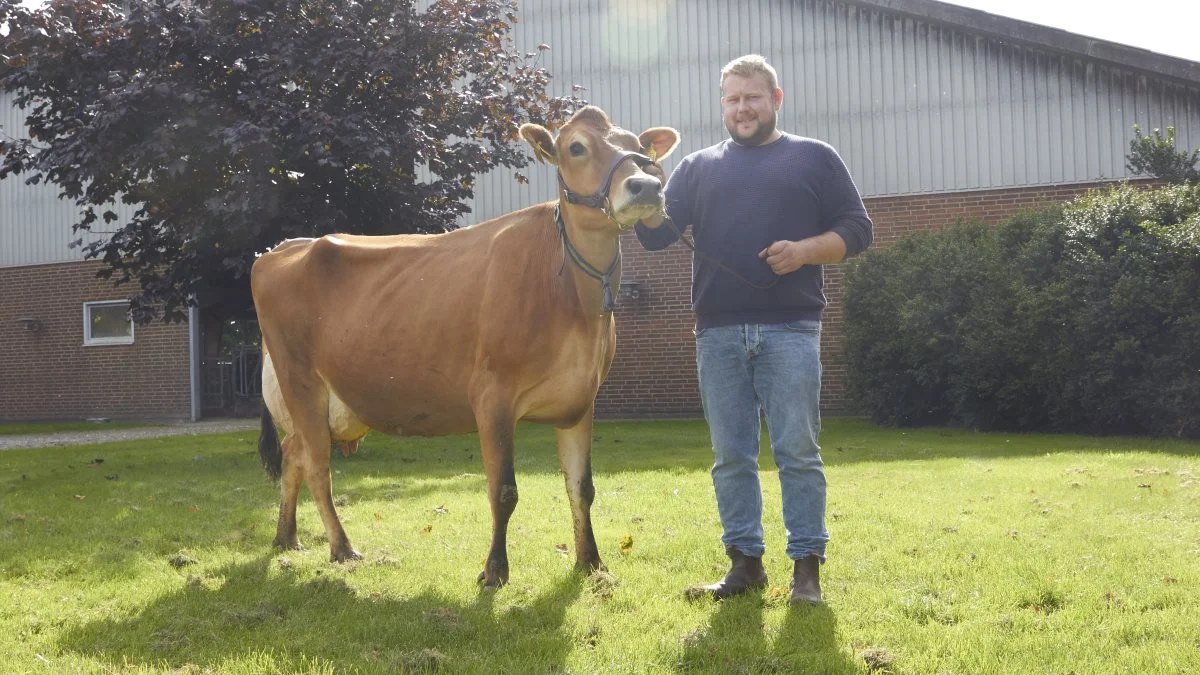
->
[635, 133, 873, 329]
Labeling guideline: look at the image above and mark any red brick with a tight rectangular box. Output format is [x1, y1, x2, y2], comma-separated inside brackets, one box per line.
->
[0, 261, 191, 421]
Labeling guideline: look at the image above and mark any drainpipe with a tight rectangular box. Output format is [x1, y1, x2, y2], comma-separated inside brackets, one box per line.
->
[188, 303, 201, 421]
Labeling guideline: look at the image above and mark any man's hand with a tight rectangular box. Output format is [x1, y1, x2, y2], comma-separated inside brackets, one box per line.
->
[758, 240, 807, 275]
[636, 161, 669, 227]
[758, 232, 849, 275]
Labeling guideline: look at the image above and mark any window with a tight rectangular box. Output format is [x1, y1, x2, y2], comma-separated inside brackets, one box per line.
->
[84, 301, 134, 346]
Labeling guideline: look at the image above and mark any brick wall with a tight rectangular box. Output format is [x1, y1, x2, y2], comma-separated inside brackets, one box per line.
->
[0, 261, 192, 421]
[595, 180, 1129, 418]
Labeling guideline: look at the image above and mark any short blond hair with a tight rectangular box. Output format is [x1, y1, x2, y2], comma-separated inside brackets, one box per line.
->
[720, 54, 779, 92]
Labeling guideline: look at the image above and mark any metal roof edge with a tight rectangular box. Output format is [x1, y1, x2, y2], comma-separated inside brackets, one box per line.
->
[842, 0, 1200, 87]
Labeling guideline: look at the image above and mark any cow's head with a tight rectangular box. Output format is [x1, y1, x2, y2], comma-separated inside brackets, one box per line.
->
[520, 106, 680, 229]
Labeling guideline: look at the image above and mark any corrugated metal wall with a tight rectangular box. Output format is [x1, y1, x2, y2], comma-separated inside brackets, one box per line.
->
[458, 0, 1200, 224]
[4, 0, 1200, 265]
[0, 93, 128, 267]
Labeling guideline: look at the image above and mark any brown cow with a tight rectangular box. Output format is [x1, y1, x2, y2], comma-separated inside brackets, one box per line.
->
[253, 105, 680, 587]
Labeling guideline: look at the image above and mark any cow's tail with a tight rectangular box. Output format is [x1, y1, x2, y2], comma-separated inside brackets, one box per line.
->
[259, 403, 283, 482]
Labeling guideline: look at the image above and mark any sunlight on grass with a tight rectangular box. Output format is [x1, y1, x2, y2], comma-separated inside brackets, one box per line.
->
[0, 419, 1197, 673]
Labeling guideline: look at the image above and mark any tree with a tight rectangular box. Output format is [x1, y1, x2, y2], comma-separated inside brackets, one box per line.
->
[0, 0, 583, 323]
[1126, 124, 1200, 185]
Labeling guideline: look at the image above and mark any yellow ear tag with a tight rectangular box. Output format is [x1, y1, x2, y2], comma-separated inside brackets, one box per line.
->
[647, 147, 657, 162]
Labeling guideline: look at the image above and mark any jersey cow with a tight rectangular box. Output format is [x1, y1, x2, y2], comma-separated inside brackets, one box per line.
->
[253, 106, 680, 587]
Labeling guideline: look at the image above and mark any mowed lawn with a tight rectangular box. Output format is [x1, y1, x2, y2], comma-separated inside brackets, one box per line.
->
[1, 418, 1197, 673]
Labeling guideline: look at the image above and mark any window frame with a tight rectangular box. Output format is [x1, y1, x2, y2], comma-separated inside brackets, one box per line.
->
[83, 300, 135, 346]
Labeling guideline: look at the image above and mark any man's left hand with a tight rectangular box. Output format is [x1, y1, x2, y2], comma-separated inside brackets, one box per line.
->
[758, 240, 807, 275]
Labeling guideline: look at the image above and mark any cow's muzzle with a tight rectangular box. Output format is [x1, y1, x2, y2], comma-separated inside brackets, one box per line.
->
[557, 151, 657, 230]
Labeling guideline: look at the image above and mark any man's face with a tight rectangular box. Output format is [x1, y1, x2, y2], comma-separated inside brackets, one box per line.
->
[721, 73, 781, 146]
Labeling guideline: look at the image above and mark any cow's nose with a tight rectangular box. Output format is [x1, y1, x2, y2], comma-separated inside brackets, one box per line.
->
[625, 176, 661, 199]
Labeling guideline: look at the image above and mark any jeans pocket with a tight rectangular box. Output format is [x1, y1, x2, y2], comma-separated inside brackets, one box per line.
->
[783, 320, 821, 334]
[693, 327, 709, 339]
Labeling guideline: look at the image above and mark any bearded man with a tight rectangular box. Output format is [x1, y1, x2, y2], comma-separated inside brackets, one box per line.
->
[636, 53, 874, 605]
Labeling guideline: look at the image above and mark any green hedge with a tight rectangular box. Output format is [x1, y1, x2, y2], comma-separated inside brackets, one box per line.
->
[843, 182, 1200, 437]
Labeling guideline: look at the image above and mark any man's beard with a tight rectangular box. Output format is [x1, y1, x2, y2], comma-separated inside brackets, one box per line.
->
[727, 111, 777, 146]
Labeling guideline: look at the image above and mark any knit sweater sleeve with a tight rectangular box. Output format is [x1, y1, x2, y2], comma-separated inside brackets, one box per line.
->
[820, 145, 873, 257]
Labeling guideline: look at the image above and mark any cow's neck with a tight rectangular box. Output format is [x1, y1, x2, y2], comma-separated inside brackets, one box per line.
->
[556, 202, 622, 317]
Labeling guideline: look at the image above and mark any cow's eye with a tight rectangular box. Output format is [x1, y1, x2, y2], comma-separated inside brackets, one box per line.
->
[569, 142, 586, 157]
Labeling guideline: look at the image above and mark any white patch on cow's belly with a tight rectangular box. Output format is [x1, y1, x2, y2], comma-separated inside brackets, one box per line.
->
[262, 349, 369, 443]
[327, 390, 369, 442]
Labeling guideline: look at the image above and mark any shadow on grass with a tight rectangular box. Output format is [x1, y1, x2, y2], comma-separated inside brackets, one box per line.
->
[340, 417, 1200, 482]
[57, 555, 588, 672]
[676, 594, 857, 674]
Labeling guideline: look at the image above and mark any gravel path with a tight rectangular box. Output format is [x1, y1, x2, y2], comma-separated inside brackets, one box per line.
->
[0, 418, 259, 450]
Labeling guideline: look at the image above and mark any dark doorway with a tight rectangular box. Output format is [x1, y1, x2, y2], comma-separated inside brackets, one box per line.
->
[200, 313, 262, 418]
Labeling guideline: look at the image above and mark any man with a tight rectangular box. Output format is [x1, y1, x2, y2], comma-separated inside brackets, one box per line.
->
[636, 54, 873, 605]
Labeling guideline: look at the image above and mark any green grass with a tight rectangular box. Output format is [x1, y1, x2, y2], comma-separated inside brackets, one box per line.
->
[1, 418, 1197, 673]
[0, 420, 153, 436]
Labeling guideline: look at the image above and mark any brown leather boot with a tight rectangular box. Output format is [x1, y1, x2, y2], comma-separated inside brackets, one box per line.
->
[685, 546, 768, 600]
[789, 554, 822, 605]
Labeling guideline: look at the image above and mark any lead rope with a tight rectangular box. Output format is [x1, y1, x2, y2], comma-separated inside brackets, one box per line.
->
[658, 213, 781, 291]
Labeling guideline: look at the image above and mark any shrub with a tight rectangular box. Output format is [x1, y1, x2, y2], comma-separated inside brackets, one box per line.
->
[844, 183, 1200, 438]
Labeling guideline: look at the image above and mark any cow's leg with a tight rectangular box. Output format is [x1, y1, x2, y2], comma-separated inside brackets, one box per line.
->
[475, 406, 518, 588]
[280, 375, 362, 563]
[556, 410, 605, 574]
[304, 448, 361, 562]
[273, 433, 305, 551]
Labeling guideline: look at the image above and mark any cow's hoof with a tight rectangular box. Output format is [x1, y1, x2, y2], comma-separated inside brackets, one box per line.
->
[273, 538, 304, 552]
[330, 548, 363, 563]
[477, 569, 509, 589]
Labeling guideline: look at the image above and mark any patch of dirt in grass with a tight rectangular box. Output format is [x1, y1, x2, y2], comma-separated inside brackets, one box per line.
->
[900, 594, 957, 625]
[679, 628, 705, 649]
[394, 648, 448, 672]
[184, 574, 224, 591]
[222, 602, 287, 626]
[372, 553, 401, 567]
[576, 624, 601, 648]
[860, 646, 895, 672]
[588, 570, 619, 599]
[422, 607, 461, 629]
[167, 551, 198, 569]
[1019, 588, 1065, 614]
[150, 628, 191, 653]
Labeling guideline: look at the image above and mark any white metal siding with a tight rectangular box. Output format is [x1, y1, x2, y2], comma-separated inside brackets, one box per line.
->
[457, 0, 1200, 225]
[1, 92, 130, 267]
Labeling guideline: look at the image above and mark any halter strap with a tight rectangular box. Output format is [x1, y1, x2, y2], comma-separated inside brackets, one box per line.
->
[556, 150, 654, 213]
[554, 204, 620, 314]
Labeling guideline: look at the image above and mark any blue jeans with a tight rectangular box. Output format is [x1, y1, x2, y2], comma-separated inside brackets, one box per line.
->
[695, 321, 828, 561]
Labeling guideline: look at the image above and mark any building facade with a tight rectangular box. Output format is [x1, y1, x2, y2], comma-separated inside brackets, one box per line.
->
[2, 0, 1199, 421]
[468, 0, 1200, 416]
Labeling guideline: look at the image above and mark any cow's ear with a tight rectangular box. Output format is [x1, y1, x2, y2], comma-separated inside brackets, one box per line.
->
[639, 127, 681, 162]
[520, 123, 558, 166]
